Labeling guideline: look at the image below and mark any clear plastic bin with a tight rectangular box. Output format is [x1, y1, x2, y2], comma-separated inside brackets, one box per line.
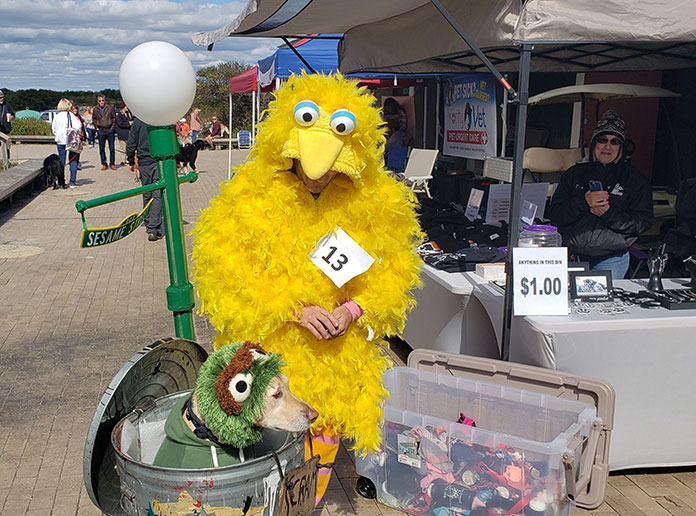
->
[356, 366, 600, 516]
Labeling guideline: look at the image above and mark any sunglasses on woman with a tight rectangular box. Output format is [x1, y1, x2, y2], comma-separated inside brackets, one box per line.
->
[597, 136, 622, 146]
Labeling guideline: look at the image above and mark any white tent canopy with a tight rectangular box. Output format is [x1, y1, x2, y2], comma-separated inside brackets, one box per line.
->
[193, 0, 696, 74]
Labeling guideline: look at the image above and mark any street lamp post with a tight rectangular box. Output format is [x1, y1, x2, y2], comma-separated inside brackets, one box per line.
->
[75, 41, 198, 340]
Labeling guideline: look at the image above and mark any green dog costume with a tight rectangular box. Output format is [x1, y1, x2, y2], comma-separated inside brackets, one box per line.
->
[154, 342, 283, 468]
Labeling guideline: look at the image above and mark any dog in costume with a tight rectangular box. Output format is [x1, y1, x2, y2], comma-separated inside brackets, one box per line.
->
[192, 73, 423, 501]
[154, 342, 318, 468]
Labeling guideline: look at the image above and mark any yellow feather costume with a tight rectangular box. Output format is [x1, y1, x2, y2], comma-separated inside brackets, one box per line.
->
[192, 74, 423, 453]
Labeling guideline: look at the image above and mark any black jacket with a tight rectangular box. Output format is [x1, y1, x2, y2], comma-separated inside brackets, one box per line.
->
[548, 159, 653, 258]
[0, 101, 14, 133]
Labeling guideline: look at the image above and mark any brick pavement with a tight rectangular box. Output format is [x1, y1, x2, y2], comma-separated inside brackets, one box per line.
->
[0, 143, 404, 516]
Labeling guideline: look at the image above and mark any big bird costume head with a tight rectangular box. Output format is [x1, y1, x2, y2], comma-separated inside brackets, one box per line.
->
[192, 73, 423, 459]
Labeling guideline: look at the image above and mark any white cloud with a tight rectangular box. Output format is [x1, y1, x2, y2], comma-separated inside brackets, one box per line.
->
[0, 0, 280, 91]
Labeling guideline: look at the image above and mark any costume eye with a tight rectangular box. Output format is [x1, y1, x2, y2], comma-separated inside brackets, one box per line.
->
[272, 390, 283, 399]
[329, 109, 356, 135]
[294, 100, 320, 126]
[228, 373, 253, 403]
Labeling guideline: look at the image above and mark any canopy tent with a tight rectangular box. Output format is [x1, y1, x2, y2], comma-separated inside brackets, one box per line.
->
[229, 66, 273, 93]
[258, 35, 339, 87]
[193, 0, 696, 381]
[194, 0, 696, 74]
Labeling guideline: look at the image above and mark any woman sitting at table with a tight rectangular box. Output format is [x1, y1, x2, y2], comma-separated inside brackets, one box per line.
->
[548, 110, 653, 279]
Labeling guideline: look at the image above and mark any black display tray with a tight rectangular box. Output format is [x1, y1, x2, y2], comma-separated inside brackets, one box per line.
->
[642, 289, 696, 310]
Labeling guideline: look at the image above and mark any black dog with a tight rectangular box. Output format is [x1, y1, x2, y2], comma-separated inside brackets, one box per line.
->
[176, 139, 207, 174]
[43, 154, 66, 189]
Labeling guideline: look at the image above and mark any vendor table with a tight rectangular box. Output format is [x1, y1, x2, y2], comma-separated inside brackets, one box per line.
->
[403, 267, 696, 469]
[400, 265, 499, 358]
[473, 277, 696, 470]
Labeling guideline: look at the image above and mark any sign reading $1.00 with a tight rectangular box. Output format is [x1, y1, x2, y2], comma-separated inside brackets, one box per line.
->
[80, 200, 153, 248]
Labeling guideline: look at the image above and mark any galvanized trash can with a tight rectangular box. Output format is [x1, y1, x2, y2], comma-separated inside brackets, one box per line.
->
[84, 338, 306, 516]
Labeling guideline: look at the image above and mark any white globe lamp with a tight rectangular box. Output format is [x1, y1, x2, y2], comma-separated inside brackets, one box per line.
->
[119, 41, 196, 126]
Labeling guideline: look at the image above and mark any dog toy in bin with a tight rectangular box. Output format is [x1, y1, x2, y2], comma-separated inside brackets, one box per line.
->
[192, 73, 423, 501]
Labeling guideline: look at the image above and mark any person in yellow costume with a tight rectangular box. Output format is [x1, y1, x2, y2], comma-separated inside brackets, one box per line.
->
[192, 73, 422, 503]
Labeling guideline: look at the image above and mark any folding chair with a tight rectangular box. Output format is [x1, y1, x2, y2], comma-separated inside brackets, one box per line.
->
[237, 130, 251, 149]
[401, 148, 439, 198]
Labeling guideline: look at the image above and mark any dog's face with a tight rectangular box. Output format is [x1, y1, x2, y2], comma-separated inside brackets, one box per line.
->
[255, 374, 318, 432]
[193, 139, 208, 151]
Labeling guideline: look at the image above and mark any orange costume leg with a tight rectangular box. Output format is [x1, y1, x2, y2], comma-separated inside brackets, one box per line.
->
[304, 431, 340, 505]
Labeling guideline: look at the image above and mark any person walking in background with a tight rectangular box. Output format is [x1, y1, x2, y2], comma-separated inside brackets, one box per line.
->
[190, 108, 202, 143]
[0, 90, 14, 163]
[83, 107, 96, 147]
[127, 117, 163, 242]
[115, 103, 133, 166]
[0, 90, 14, 135]
[93, 93, 117, 170]
[70, 102, 86, 171]
[51, 98, 81, 188]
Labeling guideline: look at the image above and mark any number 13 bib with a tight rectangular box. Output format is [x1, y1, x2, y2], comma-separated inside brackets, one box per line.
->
[308, 227, 375, 288]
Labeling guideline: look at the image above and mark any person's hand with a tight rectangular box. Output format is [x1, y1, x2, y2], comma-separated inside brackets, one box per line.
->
[298, 305, 339, 340]
[130, 164, 137, 174]
[590, 204, 609, 217]
[585, 190, 609, 209]
[331, 305, 353, 337]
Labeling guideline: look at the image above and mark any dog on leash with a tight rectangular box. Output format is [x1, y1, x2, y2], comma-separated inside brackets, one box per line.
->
[153, 342, 318, 468]
[176, 139, 208, 174]
[43, 154, 66, 189]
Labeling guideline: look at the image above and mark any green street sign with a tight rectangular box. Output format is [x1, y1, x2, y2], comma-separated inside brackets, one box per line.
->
[80, 200, 153, 248]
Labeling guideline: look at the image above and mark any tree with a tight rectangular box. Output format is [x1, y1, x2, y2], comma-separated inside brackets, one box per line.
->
[194, 62, 272, 135]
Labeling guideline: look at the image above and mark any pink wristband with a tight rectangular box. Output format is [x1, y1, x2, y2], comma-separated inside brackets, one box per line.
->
[342, 300, 363, 321]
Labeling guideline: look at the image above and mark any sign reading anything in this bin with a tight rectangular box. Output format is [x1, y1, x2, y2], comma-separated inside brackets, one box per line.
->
[80, 199, 152, 248]
[513, 247, 568, 315]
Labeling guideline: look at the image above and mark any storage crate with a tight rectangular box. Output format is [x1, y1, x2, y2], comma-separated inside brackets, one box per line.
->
[356, 362, 608, 516]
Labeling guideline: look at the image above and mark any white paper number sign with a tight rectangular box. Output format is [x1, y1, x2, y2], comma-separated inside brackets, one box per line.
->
[513, 247, 568, 315]
[308, 227, 375, 288]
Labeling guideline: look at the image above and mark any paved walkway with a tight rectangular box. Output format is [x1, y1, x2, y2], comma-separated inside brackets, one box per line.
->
[1, 144, 694, 516]
[0, 143, 405, 516]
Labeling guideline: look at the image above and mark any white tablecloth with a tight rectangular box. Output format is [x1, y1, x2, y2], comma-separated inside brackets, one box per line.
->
[473, 277, 696, 470]
[401, 265, 499, 357]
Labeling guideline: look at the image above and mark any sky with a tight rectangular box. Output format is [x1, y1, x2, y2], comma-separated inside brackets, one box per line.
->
[0, 0, 280, 91]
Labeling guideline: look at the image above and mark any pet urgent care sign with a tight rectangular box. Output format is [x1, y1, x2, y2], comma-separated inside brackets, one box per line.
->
[80, 200, 153, 248]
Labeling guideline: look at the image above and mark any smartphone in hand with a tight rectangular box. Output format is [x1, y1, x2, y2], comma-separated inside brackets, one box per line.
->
[589, 180, 603, 192]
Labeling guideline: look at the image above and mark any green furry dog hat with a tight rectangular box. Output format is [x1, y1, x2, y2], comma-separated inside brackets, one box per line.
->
[195, 341, 283, 448]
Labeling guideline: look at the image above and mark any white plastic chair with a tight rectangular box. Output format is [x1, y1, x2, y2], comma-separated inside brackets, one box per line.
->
[401, 148, 439, 198]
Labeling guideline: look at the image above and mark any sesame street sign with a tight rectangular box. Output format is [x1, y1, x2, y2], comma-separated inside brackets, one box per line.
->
[80, 199, 153, 248]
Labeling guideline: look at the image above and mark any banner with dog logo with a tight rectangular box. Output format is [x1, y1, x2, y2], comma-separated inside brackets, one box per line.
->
[80, 199, 153, 248]
[443, 73, 496, 159]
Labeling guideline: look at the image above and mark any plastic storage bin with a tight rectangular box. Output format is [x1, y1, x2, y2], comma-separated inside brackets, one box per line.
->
[356, 351, 614, 516]
[519, 224, 562, 248]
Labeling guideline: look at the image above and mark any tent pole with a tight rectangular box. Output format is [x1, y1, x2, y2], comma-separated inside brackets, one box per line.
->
[252, 90, 256, 146]
[228, 91, 233, 180]
[501, 43, 532, 361]
[281, 37, 317, 73]
[430, 0, 517, 101]
[501, 87, 508, 157]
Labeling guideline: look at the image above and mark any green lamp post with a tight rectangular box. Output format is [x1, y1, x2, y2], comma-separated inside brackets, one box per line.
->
[75, 41, 198, 340]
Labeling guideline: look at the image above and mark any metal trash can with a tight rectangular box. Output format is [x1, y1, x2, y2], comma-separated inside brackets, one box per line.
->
[84, 338, 306, 516]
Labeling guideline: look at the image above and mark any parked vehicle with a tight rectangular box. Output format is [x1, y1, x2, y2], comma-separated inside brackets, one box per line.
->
[39, 110, 60, 124]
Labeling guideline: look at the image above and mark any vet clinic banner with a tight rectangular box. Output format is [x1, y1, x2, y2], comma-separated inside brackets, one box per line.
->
[443, 73, 496, 159]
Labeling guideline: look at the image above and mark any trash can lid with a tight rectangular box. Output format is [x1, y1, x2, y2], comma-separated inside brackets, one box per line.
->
[83, 338, 208, 515]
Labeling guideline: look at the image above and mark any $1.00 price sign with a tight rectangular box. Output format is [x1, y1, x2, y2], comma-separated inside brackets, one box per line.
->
[512, 247, 568, 315]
